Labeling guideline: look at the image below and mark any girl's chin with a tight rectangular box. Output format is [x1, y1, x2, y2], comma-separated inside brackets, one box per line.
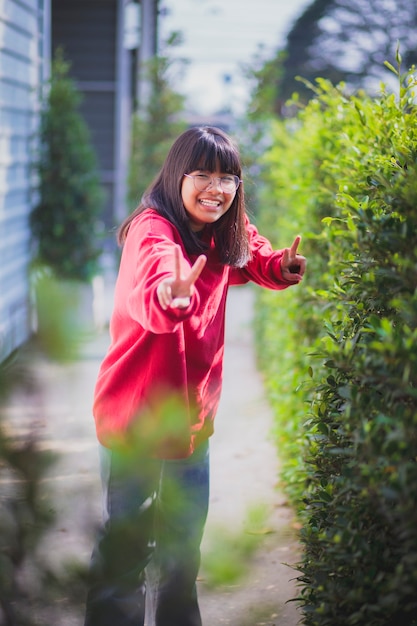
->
[187, 212, 222, 231]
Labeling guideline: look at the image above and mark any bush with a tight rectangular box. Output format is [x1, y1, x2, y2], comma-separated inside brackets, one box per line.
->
[254, 53, 417, 625]
[31, 49, 105, 282]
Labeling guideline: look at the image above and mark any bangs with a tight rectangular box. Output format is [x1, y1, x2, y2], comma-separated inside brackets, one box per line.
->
[187, 129, 241, 175]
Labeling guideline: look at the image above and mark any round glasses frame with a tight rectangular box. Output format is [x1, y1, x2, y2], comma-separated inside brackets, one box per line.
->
[184, 173, 242, 194]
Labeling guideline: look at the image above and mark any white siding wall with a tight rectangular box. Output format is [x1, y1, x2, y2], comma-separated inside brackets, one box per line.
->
[0, 0, 48, 360]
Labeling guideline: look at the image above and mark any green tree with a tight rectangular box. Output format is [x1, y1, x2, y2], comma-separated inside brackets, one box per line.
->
[279, 0, 335, 106]
[127, 33, 187, 210]
[31, 49, 105, 282]
[250, 0, 417, 112]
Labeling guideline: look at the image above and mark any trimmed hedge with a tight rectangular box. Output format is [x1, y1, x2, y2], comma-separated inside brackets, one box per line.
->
[254, 56, 417, 625]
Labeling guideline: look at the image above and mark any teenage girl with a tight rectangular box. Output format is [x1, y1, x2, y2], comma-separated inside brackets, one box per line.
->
[84, 126, 306, 626]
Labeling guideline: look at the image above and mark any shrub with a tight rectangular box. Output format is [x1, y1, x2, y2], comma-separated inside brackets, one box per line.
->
[31, 49, 105, 282]
[254, 52, 417, 625]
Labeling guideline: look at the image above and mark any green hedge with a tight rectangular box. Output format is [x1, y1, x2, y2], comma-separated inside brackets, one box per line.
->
[254, 57, 417, 625]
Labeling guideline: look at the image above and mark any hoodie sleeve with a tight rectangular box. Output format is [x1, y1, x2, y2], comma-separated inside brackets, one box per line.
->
[229, 218, 293, 290]
[118, 211, 200, 334]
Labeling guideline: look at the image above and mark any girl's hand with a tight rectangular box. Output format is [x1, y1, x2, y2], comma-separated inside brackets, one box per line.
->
[157, 245, 207, 310]
[281, 235, 306, 283]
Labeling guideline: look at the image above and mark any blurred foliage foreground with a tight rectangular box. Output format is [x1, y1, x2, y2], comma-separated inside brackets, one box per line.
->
[254, 53, 417, 625]
[0, 275, 90, 625]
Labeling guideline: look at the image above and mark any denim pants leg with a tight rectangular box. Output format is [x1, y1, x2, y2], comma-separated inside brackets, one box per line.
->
[147, 441, 210, 626]
[84, 446, 160, 626]
[84, 441, 210, 626]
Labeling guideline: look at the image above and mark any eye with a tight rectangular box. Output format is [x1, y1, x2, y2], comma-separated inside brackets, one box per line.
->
[196, 174, 210, 182]
[221, 176, 235, 183]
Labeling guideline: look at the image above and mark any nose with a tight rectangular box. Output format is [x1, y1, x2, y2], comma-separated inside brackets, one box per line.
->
[206, 177, 223, 191]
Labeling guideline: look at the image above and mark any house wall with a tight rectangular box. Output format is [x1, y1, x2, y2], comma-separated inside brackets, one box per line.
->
[0, 0, 48, 360]
[0, 0, 157, 362]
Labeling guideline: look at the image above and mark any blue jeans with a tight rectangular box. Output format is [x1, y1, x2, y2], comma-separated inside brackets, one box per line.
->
[84, 441, 210, 626]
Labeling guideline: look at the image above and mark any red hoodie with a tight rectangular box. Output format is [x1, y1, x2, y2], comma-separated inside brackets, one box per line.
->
[93, 209, 292, 458]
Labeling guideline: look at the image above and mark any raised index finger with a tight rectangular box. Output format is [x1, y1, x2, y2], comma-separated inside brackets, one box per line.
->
[289, 235, 301, 257]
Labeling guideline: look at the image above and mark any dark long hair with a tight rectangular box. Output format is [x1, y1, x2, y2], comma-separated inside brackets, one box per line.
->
[118, 126, 251, 267]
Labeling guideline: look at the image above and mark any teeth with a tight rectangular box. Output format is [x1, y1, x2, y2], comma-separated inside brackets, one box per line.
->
[200, 199, 219, 206]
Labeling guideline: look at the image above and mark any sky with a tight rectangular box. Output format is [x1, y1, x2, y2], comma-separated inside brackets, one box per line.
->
[158, 0, 312, 116]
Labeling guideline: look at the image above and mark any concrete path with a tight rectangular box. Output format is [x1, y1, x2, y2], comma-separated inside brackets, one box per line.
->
[198, 286, 301, 626]
[3, 281, 302, 625]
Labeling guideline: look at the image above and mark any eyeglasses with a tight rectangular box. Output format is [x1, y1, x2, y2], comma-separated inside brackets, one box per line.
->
[184, 173, 242, 194]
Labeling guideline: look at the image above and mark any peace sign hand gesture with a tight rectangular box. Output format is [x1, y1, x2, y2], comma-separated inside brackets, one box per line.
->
[281, 235, 306, 283]
[157, 245, 207, 310]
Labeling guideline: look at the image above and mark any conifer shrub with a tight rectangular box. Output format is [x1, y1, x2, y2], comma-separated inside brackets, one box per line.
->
[31, 49, 105, 282]
[253, 52, 417, 625]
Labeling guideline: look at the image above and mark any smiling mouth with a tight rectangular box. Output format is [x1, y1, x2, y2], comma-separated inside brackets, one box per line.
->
[199, 199, 221, 208]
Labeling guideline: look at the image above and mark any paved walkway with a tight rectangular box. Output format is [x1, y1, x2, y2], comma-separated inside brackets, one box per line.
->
[4, 278, 302, 625]
[198, 286, 301, 626]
